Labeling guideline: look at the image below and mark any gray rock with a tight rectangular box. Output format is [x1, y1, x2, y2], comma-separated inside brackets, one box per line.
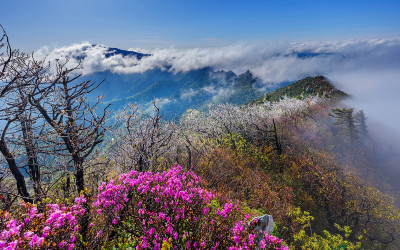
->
[250, 214, 274, 244]
[251, 214, 274, 234]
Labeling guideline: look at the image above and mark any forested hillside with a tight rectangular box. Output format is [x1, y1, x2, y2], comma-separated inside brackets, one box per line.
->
[1, 25, 400, 249]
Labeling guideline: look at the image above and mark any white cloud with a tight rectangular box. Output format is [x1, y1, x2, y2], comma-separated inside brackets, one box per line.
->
[35, 39, 400, 83]
[180, 89, 198, 101]
[36, 39, 400, 135]
[211, 87, 236, 103]
[202, 85, 218, 95]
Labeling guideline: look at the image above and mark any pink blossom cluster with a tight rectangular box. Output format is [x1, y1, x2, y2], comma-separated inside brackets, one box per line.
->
[0, 196, 86, 249]
[0, 165, 289, 249]
[94, 165, 213, 219]
[94, 165, 288, 249]
[94, 165, 220, 248]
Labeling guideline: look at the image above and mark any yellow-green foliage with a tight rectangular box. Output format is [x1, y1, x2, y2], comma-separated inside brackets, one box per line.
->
[287, 207, 362, 249]
[293, 224, 362, 250]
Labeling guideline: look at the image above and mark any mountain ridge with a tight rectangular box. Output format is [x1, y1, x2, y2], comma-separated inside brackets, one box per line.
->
[250, 75, 347, 105]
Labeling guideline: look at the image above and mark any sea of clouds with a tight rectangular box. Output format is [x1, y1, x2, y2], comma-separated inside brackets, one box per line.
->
[35, 39, 400, 136]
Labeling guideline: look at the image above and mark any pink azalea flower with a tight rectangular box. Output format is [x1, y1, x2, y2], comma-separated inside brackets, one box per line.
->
[260, 239, 266, 248]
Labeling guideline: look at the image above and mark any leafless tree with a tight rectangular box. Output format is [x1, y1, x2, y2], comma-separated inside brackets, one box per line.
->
[28, 60, 111, 193]
[1, 24, 111, 202]
[0, 25, 33, 202]
[111, 101, 177, 172]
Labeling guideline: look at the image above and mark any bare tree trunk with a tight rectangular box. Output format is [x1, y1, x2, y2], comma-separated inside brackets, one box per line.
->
[73, 155, 84, 193]
[63, 175, 70, 198]
[138, 155, 144, 172]
[0, 139, 32, 202]
[186, 145, 192, 169]
[20, 116, 42, 201]
[272, 119, 282, 155]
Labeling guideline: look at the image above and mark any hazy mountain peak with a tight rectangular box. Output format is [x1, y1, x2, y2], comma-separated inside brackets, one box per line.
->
[251, 76, 347, 104]
[104, 47, 151, 59]
[72, 44, 151, 61]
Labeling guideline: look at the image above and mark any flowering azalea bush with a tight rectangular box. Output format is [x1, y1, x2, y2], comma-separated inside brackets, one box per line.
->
[92, 164, 288, 249]
[0, 165, 288, 249]
[0, 196, 87, 249]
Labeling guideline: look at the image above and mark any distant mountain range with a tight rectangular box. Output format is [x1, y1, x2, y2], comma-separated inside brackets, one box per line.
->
[80, 47, 344, 118]
[85, 67, 271, 118]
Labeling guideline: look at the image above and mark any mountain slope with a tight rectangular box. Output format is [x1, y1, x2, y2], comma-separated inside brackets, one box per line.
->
[86, 67, 267, 117]
[251, 76, 347, 105]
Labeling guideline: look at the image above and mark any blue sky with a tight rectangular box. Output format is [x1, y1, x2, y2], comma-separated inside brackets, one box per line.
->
[2, 0, 400, 51]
